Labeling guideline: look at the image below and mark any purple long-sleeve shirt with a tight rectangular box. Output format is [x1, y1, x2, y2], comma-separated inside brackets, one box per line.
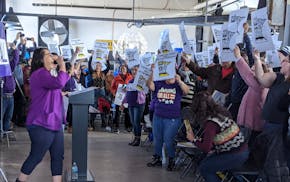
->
[3, 49, 19, 93]
[26, 68, 70, 131]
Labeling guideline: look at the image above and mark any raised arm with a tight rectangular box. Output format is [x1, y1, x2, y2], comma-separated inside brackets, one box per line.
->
[175, 74, 189, 95]
[253, 50, 276, 88]
[147, 64, 155, 91]
[234, 46, 260, 90]
[182, 55, 208, 79]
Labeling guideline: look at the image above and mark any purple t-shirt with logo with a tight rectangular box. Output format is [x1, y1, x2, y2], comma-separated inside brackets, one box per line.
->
[154, 80, 183, 118]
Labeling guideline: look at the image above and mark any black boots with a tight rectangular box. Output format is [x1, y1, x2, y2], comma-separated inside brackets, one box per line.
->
[147, 155, 162, 167]
[128, 137, 140, 146]
[167, 157, 175, 171]
[146, 156, 175, 171]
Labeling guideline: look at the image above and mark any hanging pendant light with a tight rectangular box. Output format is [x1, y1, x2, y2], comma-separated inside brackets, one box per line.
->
[1, 7, 21, 26]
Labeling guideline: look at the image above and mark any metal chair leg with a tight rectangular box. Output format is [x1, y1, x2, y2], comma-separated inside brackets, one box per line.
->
[0, 168, 8, 182]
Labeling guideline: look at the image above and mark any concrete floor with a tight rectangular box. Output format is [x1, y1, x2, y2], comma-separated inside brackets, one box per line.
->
[0, 127, 193, 182]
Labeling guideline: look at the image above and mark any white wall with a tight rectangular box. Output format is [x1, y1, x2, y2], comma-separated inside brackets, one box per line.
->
[7, 16, 196, 53]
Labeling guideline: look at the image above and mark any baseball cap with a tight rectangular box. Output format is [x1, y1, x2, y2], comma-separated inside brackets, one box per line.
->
[278, 46, 290, 57]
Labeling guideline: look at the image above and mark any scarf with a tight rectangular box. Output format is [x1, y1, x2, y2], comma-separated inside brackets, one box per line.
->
[221, 67, 233, 79]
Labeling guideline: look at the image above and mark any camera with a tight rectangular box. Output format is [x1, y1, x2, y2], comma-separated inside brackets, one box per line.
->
[19, 33, 25, 37]
[26, 37, 32, 41]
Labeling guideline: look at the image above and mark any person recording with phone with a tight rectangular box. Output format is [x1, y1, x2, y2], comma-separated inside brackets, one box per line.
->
[16, 48, 70, 182]
[13, 32, 37, 63]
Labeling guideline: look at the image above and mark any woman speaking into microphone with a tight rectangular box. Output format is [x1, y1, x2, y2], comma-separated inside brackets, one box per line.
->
[16, 48, 70, 182]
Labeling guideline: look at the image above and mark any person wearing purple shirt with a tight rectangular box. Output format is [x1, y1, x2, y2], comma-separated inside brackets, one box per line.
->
[16, 48, 69, 182]
[1, 44, 19, 132]
[146, 66, 189, 171]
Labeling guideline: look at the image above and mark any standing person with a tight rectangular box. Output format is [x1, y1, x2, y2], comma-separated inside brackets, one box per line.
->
[0, 43, 19, 132]
[253, 47, 290, 179]
[233, 46, 269, 145]
[16, 48, 69, 182]
[110, 65, 132, 133]
[124, 65, 146, 146]
[146, 67, 189, 171]
[91, 62, 106, 128]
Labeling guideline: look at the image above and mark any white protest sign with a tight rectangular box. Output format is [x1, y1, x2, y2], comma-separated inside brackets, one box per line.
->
[266, 50, 280, 68]
[114, 84, 126, 106]
[195, 52, 205, 67]
[133, 64, 151, 93]
[220, 23, 236, 62]
[125, 47, 140, 69]
[153, 52, 177, 81]
[159, 29, 173, 54]
[59, 45, 72, 60]
[47, 43, 60, 55]
[265, 36, 283, 68]
[211, 24, 223, 43]
[0, 39, 9, 65]
[70, 39, 88, 60]
[251, 7, 275, 52]
[179, 21, 196, 55]
[140, 52, 154, 66]
[92, 41, 109, 64]
[229, 8, 249, 43]
[207, 46, 215, 65]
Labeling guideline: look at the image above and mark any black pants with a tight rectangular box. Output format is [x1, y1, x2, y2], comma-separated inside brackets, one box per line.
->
[113, 106, 131, 129]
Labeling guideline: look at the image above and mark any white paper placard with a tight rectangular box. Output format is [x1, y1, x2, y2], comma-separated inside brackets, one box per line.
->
[70, 39, 88, 60]
[211, 24, 223, 43]
[153, 52, 177, 81]
[114, 84, 126, 106]
[47, 43, 60, 55]
[220, 23, 236, 62]
[251, 7, 275, 52]
[0, 39, 9, 65]
[133, 64, 151, 93]
[179, 21, 196, 55]
[92, 41, 109, 64]
[229, 8, 249, 43]
[195, 52, 205, 67]
[59, 45, 72, 60]
[159, 29, 173, 54]
[140, 52, 154, 66]
[125, 47, 140, 69]
[207, 46, 215, 65]
[266, 50, 280, 68]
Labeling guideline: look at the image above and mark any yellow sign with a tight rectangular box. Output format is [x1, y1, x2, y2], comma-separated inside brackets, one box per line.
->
[96, 39, 117, 51]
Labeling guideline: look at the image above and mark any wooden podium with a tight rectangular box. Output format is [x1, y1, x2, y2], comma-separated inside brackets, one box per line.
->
[66, 87, 95, 182]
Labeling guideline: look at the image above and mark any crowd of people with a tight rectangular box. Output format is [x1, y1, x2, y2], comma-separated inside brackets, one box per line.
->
[0, 20, 289, 182]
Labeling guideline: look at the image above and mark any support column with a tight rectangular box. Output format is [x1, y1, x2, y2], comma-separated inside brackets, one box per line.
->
[283, 0, 290, 46]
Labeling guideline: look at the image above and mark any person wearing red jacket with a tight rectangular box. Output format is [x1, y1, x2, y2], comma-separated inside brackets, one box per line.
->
[110, 65, 132, 133]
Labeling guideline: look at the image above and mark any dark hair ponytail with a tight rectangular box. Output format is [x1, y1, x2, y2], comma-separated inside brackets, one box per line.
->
[31, 48, 47, 74]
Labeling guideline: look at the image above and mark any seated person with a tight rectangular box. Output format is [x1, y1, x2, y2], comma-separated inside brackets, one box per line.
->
[186, 91, 248, 182]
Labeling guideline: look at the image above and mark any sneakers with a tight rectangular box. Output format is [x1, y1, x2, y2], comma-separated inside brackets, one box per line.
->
[147, 155, 162, 167]
[113, 128, 120, 134]
[166, 157, 175, 171]
[129, 137, 140, 146]
[105, 126, 112, 132]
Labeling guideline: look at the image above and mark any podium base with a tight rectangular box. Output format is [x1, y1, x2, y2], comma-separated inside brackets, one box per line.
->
[65, 170, 95, 182]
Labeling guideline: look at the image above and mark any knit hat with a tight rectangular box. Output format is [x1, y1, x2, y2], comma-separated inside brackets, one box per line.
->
[278, 46, 290, 57]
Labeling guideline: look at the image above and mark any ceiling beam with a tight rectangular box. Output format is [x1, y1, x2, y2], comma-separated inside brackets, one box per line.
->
[11, 11, 228, 26]
[32, 3, 132, 11]
[31, 3, 195, 12]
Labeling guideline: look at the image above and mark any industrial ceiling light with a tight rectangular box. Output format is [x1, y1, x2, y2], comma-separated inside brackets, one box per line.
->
[1, 7, 22, 26]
